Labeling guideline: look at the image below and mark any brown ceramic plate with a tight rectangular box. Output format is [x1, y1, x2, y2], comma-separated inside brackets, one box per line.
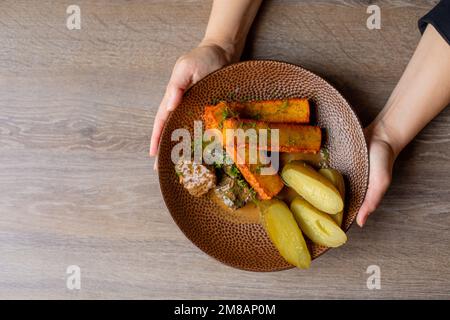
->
[158, 60, 369, 271]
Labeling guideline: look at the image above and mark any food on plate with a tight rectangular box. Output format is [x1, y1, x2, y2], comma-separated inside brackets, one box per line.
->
[222, 118, 321, 153]
[203, 101, 241, 129]
[281, 161, 343, 214]
[175, 159, 217, 197]
[238, 98, 310, 123]
[276, 187, 300, 205]
[175, 96, 351, 265]
[229, 144, 284, 200]
[319, 168, 345, 226]
[214, 164, 256, 210]
[290, 197, 347, 247]
[280, 150, 329, 168]
[260, 199, 311, 269]
[203, 98, 310, 129]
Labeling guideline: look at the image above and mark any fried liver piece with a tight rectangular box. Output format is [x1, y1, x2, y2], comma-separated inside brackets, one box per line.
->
[175, 160, 216, 197]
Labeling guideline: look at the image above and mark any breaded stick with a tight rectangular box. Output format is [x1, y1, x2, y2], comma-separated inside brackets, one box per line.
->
[223, 118, 321, 153]
[203, 98, 310, 129]
[238, 98, 310, 123]
[227, 145, 284, 200]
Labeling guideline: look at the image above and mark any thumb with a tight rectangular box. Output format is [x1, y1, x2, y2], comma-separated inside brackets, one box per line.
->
[165, 62, 194, 111]
[356, 175, 390, 227]
[165, 84, 185, 112]
[149, 63, 193, 158]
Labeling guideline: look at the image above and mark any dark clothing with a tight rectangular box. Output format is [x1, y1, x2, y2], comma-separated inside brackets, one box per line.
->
[419, 0, 450, 44]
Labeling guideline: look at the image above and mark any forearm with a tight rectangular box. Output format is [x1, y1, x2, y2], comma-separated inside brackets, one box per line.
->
[369, 25, 450, 156]
[200, 0, 262, 62]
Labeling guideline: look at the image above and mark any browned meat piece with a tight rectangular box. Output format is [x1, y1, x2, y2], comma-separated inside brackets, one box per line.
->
[175, 160, 216, 197]
[214, 175, 254, 210]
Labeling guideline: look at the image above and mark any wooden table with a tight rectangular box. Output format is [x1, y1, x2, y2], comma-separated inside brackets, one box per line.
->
[1, 0, 449, 299]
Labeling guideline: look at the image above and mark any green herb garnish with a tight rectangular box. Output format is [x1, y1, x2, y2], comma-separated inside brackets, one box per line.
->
[279, 100, 289, 112]
[253, 112, 262, 120]
[288, 135, 296, 146]
[229, 165, 240, 177]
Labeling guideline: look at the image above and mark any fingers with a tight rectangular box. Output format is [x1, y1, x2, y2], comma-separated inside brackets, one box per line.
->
[149, 62, 193, 158]
[150, 82, 186, 170]
[153, 153, 158, 170]
[149, 102, 169, 157]
[165, 83, 185, 112]
[149, 90, 171, 157]
[356, 174, 390, 227]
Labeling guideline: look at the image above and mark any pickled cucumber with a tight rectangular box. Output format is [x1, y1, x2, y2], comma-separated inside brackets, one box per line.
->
[260, 199, 311, 269]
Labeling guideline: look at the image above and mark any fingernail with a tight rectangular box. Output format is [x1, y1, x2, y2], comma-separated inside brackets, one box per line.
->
[149, 141, 157, 157]
[356, 215, 362, 227]
[359, 216, 366, 228]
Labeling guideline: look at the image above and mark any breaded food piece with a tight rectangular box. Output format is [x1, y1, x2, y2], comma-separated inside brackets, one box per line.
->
[227, 145, 284, 200]
[203, 101, 242, 129]
[238, 98, 310, 123]
[203, 98, 310, 129]
[222, 118, 321, 153]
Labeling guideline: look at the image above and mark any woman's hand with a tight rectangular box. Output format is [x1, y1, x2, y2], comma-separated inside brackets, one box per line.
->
[149, 0, 262, 167]
[356, 126, 396, 227]
[149, 0, 262, 164]
[149, 42, 234, 162]
[356, 25, 450, 227]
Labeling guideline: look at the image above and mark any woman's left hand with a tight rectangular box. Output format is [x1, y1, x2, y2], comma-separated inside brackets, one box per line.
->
[356, 126, 396, 227]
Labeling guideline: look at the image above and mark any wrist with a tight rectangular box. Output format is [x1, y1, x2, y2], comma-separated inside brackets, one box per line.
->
[199, 37, 242, 64]
[367, 120, 402, 158]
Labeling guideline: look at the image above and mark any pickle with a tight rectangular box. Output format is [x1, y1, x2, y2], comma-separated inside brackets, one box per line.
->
[260, 199, 311, 269]
[281, 161, 343, 214]
[319, 168, 345, 227]
[291, 197, 347, 248]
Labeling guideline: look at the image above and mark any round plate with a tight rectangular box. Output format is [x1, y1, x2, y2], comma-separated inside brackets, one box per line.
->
[158, 60, 368, 271]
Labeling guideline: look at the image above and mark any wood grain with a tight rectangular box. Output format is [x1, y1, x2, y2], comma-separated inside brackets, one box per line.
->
[0, 0, 449, 299]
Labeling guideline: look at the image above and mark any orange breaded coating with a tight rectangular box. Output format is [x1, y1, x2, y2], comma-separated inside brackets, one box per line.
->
[223, 119, 321, 153]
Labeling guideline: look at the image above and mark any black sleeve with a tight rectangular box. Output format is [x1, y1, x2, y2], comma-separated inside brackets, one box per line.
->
[418, 0, 450, 44]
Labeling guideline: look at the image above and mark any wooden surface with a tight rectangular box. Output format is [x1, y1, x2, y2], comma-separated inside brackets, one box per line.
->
[0, 0, 449, 299]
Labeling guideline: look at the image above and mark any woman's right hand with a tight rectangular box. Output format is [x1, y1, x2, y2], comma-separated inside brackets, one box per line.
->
[149, 41, 236, 165]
